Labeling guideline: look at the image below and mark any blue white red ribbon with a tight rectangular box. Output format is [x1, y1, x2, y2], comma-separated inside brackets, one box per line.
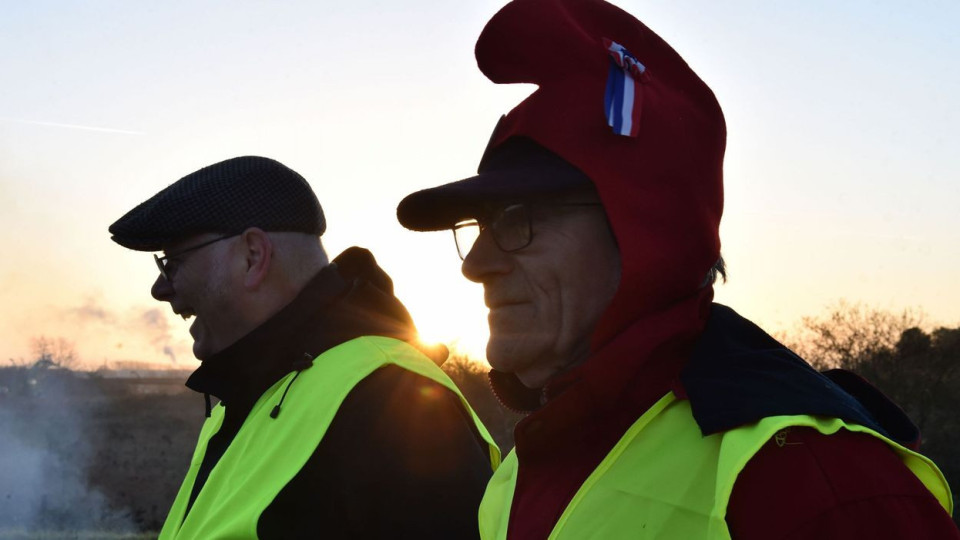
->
[603, 38, 646, 137]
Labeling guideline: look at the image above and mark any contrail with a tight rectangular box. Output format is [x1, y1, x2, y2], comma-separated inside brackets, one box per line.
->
[0, 116, 144, 135]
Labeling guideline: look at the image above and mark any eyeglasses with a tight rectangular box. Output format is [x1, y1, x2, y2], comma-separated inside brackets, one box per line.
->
[453, 202, 603, 260]
[153, 234, 236, 281]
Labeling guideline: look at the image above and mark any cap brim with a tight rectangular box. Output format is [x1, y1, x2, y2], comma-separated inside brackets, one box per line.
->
[110, 234, 169, 252]
[397, 144, 593, 231]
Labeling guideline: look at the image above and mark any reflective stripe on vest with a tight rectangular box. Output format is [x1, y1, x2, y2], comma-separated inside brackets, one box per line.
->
[479, 392, 952, 540]
[160, 336, 501, 540]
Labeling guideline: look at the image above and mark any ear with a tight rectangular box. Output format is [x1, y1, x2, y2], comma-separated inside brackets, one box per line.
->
[239, 227, 273, 289]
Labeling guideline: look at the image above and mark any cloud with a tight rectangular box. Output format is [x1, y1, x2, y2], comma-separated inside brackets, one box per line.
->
[58, 297, 188, 364]
[68, 297, 115, 324]
[141, 308, 171, 344]
[0, 116, 144, 135]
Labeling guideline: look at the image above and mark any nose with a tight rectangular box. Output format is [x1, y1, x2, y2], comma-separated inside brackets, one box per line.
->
[461, 228, 513, 283]
[151, 274, 174, 301]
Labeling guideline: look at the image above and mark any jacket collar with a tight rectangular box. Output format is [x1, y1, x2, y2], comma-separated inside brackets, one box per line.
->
[681, 304, 920, 447]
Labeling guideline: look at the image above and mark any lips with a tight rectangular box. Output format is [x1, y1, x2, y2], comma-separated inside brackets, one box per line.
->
[488, 301, 526, 311]
[486, 297, 529, 325]
[484, 291, 526, 309]
[173, 308, 196, 320]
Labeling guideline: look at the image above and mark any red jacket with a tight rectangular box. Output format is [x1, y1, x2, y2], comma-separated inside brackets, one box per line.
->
[491, 303, 958, 539]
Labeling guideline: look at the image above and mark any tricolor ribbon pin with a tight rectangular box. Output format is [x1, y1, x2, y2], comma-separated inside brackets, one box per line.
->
[603, 38, 646, 137]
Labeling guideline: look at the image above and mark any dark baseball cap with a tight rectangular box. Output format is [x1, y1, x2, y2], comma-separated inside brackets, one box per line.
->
[397, 135, 593, 232]
[110, 156, 325, 251]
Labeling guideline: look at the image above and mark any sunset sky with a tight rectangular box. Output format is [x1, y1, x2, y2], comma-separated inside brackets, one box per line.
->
[1, 1, 957, 368]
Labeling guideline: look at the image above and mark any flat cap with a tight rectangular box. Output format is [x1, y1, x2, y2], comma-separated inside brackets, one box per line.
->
[110, 156, 325, 251]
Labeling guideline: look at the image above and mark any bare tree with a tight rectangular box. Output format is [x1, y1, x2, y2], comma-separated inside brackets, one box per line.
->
[30, 336, 79, 370]
[785, 301, 923, 371]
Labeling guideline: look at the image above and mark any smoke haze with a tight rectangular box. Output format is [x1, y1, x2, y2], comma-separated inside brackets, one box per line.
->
[0, 369, 135, 532]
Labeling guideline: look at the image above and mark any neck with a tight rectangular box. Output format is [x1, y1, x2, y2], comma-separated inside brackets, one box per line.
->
[234, 262, 330, 342]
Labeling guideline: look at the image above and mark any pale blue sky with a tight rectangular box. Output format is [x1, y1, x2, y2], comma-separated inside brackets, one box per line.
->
[1, 1, 957, 365]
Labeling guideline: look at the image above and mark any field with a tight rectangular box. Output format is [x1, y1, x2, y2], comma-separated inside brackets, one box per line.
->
[0, 360, 520, 536]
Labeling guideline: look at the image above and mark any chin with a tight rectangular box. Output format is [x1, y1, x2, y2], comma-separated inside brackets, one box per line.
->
[192, 342, 212, 362]
[485, 337, 517, 371]
[488, 336, 577, 389]
[514, 365, 562, 389]
[486, 338, 542, 386]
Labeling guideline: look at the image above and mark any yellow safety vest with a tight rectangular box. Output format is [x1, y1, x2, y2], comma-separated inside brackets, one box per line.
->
[160, 336, 501, 540]
[479, 392, 952, 540]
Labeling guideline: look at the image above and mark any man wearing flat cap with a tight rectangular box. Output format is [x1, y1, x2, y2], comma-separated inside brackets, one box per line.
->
[398, 0, 958, 538]
[110, 156, 499, 539]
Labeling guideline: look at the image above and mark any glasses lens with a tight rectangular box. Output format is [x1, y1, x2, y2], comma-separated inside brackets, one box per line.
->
[492, 204, 531, 252]
[453, 221, 481, 260]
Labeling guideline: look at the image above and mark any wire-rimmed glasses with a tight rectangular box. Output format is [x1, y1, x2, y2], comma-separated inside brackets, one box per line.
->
[153, 234, 236, 281]
[452, 202, 602, 260]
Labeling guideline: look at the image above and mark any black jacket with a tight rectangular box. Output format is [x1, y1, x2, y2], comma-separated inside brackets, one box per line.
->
[182, 247, 492, 539]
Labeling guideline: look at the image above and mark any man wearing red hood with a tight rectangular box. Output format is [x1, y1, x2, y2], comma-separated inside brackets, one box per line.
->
[397, 0, 958, 538]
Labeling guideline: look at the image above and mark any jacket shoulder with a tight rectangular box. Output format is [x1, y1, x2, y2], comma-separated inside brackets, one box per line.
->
[727, 426, 960, 539]
[259, 364, 492, 538]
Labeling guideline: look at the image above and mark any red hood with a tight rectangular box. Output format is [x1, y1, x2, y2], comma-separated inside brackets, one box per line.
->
[478, 0, 726, 409]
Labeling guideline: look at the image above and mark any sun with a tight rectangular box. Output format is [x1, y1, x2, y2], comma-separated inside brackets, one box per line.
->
[411, 301, 490, 365]
[395, 277, 491, 364]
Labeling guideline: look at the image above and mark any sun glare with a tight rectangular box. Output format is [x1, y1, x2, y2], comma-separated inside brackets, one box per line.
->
[405, 296, 490, 364]
[415, 313, 490, 365]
